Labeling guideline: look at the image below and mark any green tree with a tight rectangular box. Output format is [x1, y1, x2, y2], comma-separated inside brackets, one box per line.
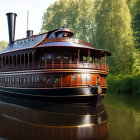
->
[127, 0, 140, 72]
[0, 41, 8, 51]
[41, 0, 95, 45]
[126, 0, 138, 17]
[95, 0, 134, 74]
[126, 0, 140, 50]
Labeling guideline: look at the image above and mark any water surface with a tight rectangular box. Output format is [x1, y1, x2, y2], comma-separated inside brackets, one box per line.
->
[104, 94, 140, 140]
[0, 93, 140, 140]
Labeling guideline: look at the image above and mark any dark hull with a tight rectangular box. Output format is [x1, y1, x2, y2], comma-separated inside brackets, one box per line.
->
[0, 86, 107, 104]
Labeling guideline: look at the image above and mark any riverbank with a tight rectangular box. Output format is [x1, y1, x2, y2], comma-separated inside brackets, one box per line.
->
[107, 73, 140, 95]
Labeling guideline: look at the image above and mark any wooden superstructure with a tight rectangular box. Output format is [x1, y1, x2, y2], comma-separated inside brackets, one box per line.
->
[0, 13, 111, 103]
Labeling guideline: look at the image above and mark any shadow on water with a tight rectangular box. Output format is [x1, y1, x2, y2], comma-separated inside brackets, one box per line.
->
[0, 94, 108, 140]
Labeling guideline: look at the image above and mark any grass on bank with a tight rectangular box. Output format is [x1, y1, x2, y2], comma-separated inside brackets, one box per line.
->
[107, 73, 140, 95]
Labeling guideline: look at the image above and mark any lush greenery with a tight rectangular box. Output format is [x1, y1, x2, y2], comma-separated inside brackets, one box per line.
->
[41, 0, 95, 44]
[95, 0, 134, 74]
[0, 41, 8, 51]
[107, 73, 140, 95]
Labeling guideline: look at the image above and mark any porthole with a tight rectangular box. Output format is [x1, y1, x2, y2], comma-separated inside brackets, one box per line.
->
[73, 75, 77, 80]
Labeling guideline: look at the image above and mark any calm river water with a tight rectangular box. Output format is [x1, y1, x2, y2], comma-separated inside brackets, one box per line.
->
[0, 93, 140, 140]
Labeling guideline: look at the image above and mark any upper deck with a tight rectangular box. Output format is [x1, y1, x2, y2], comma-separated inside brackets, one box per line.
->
[0, 27, 111, 74]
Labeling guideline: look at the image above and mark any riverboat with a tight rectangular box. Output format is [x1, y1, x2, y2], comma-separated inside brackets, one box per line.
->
[0, 13, 111, 103]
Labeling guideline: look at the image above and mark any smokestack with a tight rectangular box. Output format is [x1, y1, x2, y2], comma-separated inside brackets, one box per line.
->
[6, 13, 17, 45]
[26, 30, 33, 37]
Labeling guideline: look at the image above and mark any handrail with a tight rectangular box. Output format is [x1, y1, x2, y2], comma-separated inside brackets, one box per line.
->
[2, 84, 107, 89]
[0, 63, 109, 72]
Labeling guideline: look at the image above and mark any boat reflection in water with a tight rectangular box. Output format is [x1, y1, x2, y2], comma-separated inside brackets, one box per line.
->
[0, 95, 108, 140]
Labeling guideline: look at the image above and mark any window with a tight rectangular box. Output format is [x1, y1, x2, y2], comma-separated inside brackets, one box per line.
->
[20, 77, 23, 84]
[46, 54, 52, 60]
[12, 77, 15, 84]
[58, 33, 63, 37]
[17, 77, 19, 84]
[63, 53, 70, 61]
[87, 75, 91, 81]
[90, 57, 93, 63]
[72, 53, 78, 62]
[7, 78, 9, 83]
[37, 76, 40, 83]
[73, 75, 77, 80]
[82, 75, 86, 81]
[97, 77, 100, 85]
[47, 76, 51, 83]
[34, 75, 40, 83]
[27, 76, 30, 84]
[82, 74, 91, 81]
[41, 56, 45, 61]
[55, 53, 61, 61]
[42, 76, 46, 82]
[83, 56, 87, 62]
[23, 77, 26, 84]
[55, 76, 60, 83]
[32, 76, 34, 84]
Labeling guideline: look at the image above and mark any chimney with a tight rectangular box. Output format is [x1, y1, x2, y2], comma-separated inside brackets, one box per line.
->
[6, 13, 17, 45]
[26, 30, 33, 37]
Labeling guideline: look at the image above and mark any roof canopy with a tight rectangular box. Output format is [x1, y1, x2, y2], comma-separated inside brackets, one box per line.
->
[0, 27, 111, 57]
[0, 33, 47, 55]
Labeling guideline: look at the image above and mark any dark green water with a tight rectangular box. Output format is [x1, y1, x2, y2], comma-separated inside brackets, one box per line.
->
[0, 93, 140, 140]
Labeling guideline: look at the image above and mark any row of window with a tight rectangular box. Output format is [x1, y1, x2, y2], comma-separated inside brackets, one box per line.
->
[41, 52, 100, 63]
[0, 51, 103, 71]
[0, 74, 93, 86]
[0, 53, 33, 66]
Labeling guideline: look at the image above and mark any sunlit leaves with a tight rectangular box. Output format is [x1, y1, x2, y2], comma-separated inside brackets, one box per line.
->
[41, 0, 95, 44]
[0, 41, 8, 51]
[95, 0, 134, 74]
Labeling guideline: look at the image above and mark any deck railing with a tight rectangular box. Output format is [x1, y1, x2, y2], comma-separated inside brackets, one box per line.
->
[0, 62, 109, 72]
[2, 83, 107, 89]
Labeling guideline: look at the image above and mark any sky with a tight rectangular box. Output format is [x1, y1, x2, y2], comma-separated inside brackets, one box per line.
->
[0, 0, 58, 42]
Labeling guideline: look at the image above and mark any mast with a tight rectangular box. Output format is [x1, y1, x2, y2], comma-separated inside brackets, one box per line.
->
[27, 10, 29, 31]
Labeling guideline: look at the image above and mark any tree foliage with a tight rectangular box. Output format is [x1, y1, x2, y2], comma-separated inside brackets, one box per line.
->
[0, 41, 8, 51]
[95, 0, 134, 74]
[41, 0, 95, 44]
[127, 0, 140, 72]
[107, 73, 140, 95]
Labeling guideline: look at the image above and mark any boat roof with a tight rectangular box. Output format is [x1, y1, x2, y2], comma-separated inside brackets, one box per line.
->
[0, 33, 47, 55]
[0, 27, 111, 56]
